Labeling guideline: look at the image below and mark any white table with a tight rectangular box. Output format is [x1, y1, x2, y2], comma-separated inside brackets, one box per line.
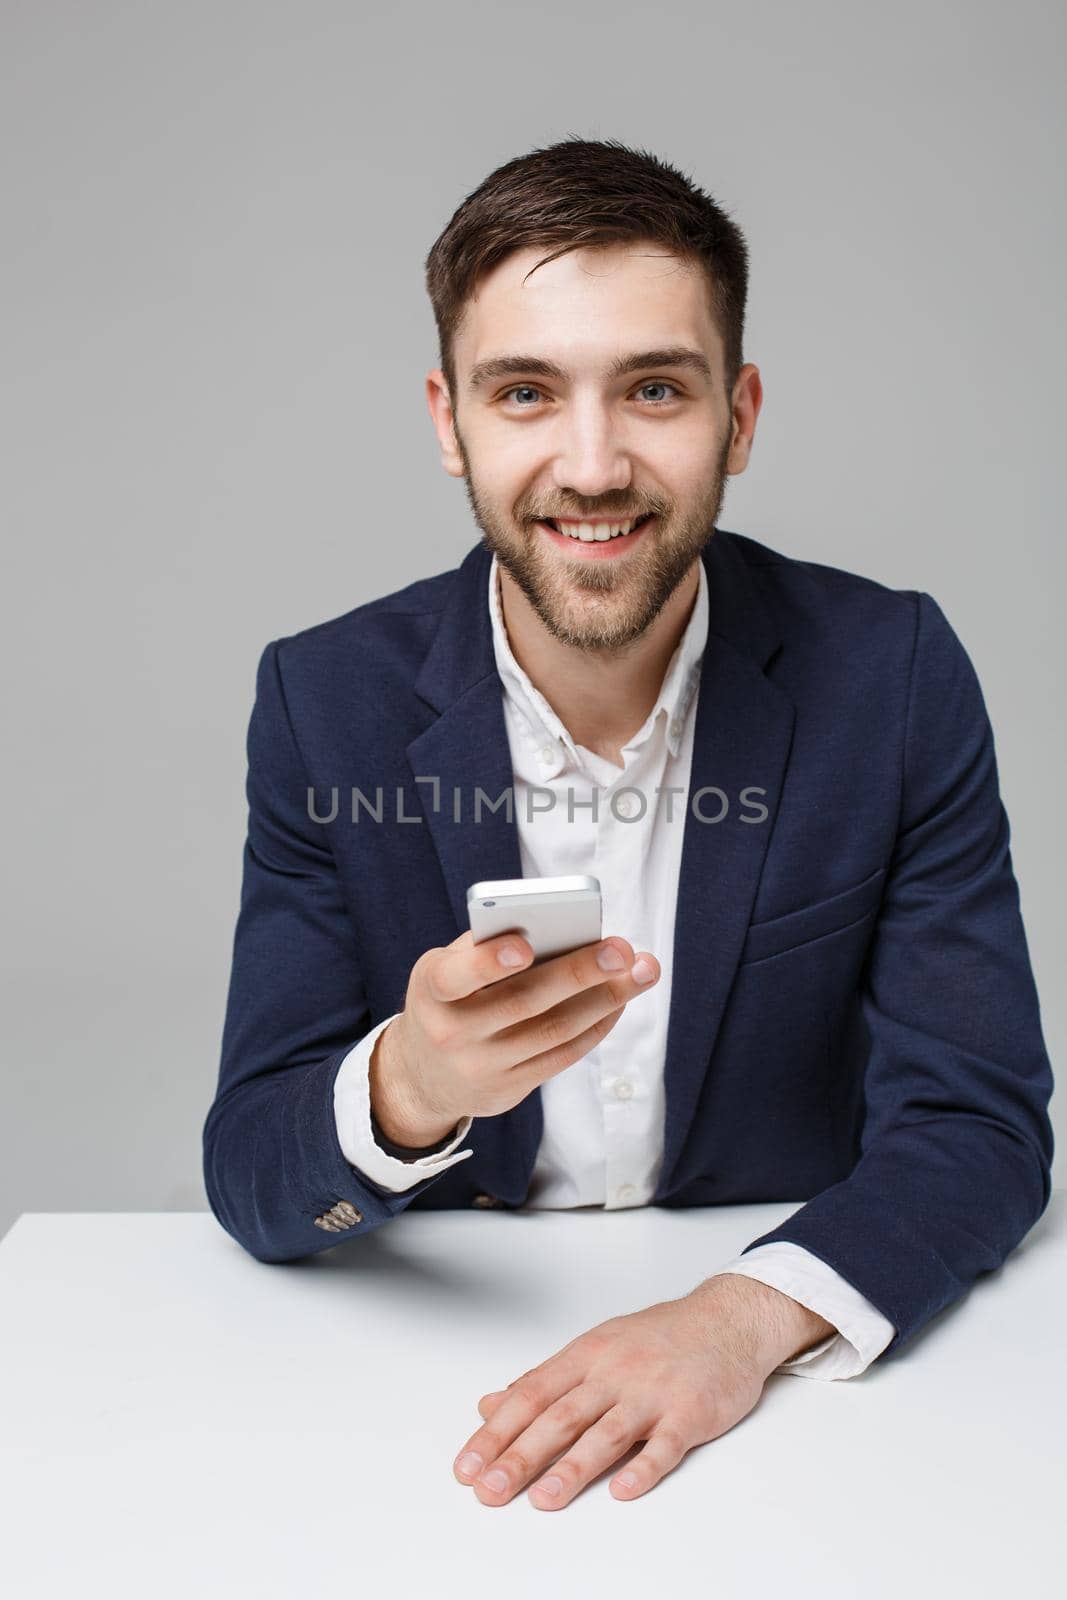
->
[1, 1196, 1063, 1599]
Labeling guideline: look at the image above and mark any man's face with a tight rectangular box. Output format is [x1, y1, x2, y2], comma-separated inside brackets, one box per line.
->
[427, 240, 760, 654]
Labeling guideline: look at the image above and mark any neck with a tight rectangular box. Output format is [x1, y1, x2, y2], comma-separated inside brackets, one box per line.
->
[495, 560, 700, 763]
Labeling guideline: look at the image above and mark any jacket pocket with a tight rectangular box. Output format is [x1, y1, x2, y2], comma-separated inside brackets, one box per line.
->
[738, 865, 886, 965]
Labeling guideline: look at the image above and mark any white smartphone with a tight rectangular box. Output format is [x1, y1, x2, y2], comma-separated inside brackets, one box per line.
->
[467, 875, 602, 965]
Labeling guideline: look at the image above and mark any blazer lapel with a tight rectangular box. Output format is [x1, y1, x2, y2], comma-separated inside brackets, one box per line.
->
[403, 533, 796, 1205]
[654, 533, 795, 1196]
[405, 543, 541, 1200]
[406, 541, 524, 928]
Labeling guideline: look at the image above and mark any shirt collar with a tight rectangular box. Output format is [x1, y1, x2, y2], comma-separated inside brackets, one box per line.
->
[487, 549, 707, 764]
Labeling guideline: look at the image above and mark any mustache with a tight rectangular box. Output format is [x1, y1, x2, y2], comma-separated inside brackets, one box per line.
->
[530, 506, 664, 522]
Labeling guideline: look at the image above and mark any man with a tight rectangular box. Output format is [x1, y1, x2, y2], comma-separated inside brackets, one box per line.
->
[203, 137, 1054, 1511]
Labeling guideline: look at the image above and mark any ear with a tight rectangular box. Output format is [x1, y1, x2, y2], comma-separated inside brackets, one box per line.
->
[726, 363, 763, 476]
[426, 368, 465, 478]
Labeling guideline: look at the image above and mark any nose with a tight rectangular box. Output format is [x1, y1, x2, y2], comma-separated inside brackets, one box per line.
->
[551, 399, 632, 501]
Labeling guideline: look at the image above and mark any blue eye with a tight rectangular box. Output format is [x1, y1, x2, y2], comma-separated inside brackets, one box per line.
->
[499, 382, 681, 407]
[635, 381, 680, 404]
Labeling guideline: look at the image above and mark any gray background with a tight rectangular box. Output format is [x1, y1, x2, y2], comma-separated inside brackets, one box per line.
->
[1, 0, 1062, 1242]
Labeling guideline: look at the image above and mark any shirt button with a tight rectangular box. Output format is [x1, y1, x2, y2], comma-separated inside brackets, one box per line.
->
[613, 1080, 634, 1100]
[669, 718, 683, 741]
[471, 1193, 498, 1208]
[538, 745, 556, 764]
[616, 795, 638, 818]
[616, 1184, 637, 1204]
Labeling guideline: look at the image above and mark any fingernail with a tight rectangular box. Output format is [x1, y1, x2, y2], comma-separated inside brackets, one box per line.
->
[456, 1452, 483, 1478]
[597, 944, 625, 970]
[614, 1471, 637, 1490]
[534, 1475, 562, 1497]
[479, 1468, 509, 1492]
[631, 958, 654, 983]
[498, 946, 523, 967]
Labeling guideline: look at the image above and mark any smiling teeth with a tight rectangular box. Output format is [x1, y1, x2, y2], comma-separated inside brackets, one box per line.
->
[554, 518, 642, 542]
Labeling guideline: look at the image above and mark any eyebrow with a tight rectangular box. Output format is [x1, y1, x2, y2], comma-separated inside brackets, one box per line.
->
[467, 345, 714, 393]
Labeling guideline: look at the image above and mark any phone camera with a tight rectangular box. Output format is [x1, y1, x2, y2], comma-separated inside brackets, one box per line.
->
[482, 900, 495, 907]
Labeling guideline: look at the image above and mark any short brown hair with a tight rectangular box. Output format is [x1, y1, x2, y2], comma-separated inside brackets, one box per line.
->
[425, 136, 749, 409]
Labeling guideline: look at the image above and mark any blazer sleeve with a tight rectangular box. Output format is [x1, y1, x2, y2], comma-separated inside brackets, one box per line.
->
[739, 591, 1055, 1357]
[202, 638, 466, 1263]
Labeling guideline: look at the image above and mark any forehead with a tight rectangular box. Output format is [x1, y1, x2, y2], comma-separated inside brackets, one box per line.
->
[454, 241, 717, 371]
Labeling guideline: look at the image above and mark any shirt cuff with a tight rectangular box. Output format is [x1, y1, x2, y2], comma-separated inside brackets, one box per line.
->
[332, 1014, 474, 1193]
[714, 1242, 897, 1379]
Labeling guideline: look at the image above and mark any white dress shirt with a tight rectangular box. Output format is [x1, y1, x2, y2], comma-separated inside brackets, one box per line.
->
[334, 550, 896, 1379]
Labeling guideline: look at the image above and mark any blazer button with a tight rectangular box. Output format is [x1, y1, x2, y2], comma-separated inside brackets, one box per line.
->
[314, 1199, 363, 1230]
[471, 1193, 498, 1208]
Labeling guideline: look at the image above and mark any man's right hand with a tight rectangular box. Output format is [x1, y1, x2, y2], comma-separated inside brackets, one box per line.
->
[368, 930, 661, 1147]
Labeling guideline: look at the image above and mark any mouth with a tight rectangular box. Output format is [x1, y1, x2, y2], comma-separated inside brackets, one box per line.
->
[536, 512, 656, 558]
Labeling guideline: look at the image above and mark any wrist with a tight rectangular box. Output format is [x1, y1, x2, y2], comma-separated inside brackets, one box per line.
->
[369, 1020, 459, 1148]
[687, 1273, 837, 1375]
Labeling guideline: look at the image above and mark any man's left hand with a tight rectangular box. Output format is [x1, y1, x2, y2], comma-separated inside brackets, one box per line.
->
[453, 1274, 828, 1509]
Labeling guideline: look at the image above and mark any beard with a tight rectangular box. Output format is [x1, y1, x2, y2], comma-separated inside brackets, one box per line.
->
[453, 425, 733, 656]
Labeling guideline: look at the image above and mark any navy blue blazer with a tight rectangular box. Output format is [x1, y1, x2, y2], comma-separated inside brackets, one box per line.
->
[203, 529, 1055, 1358]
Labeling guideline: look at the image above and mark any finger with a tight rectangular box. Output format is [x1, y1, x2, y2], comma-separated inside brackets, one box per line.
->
[468, 938, 648, 1048]
[476, 956, 660, 1078]
[453, 1362, 587, 1488]
[427, 929, 534, 1004]
[466, 1385, 617, 1505]
[607, 1420, 690, 1501]
[481, 1338, 587, 1411]
[507, 1005, 627, 1088]
[473, 1333, 593, 1419]
[525, 1403, 654, 1509]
